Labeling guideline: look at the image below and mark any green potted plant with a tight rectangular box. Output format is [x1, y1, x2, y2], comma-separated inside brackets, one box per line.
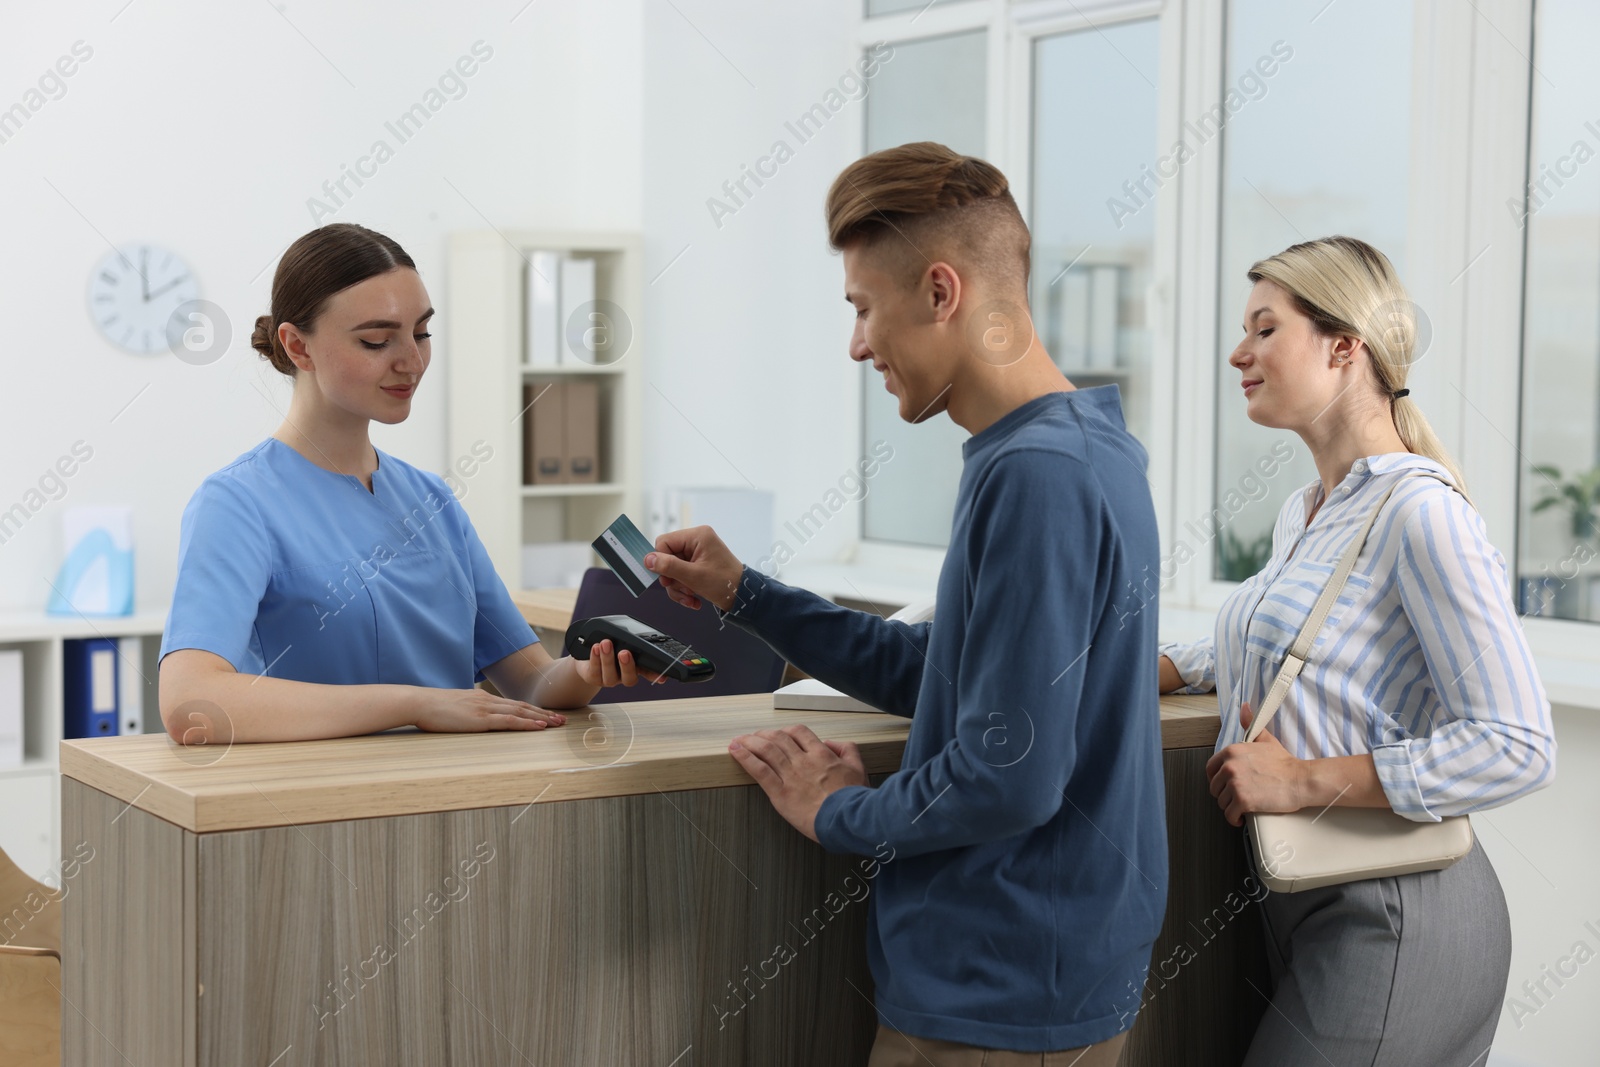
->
[1530, 464, 1600, 541]
[1216, 528, 1274, 583]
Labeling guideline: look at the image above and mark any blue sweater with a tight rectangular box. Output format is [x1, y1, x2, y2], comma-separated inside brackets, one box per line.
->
[721, 387, 1167, 1050]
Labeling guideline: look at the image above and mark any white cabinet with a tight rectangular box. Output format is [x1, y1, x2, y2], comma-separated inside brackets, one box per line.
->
[0, 612, 163, 887]
[0, 769, 57, 887]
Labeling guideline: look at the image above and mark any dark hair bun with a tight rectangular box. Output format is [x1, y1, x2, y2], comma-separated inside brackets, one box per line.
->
[252, 315, 293, 376]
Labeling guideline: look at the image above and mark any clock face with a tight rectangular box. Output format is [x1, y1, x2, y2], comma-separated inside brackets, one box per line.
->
[87, 245, 200, 354]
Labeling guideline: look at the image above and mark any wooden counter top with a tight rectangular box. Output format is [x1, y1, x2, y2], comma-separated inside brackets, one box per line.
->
[60, 693, 1220, 834]
[511, 586, 579, 631]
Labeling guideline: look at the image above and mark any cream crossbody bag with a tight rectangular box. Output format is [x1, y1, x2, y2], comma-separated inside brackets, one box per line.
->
[1244, 472, 1474, 893]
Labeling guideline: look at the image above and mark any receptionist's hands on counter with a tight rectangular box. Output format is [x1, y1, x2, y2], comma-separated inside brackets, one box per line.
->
[413, 637, 662, 731]
[160, 638, 660, 745]
[645, 526, 871, 843]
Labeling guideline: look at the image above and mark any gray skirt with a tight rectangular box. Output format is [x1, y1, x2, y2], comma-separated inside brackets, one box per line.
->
[1242, 836, 1511, 1066]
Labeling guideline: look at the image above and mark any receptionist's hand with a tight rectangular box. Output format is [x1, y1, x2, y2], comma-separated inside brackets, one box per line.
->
[413, 688, 567, 733]
[729, 724, 869, 843]
[570, 639, 664, 689]
[645, 525, 744, 612]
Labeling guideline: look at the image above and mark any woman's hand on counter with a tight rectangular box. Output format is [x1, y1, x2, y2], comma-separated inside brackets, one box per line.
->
[729, 724, 870, 843]
[646, 526, 744, 612]
[412, 688, 567, 733]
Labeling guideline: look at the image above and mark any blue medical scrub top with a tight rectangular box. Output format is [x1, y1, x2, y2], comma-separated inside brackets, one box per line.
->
[159, 438, 536, 687]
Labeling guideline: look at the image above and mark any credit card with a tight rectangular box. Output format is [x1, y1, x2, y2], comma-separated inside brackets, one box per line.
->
[592, 513, 659, 597]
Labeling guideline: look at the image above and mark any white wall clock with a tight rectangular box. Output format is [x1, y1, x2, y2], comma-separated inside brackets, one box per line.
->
[87, 244, 199, 354]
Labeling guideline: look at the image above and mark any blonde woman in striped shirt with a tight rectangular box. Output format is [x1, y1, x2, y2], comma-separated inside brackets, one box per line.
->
[1158, 236, 1556, 1065]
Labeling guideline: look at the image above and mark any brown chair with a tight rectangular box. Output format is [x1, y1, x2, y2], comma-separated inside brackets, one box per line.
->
[0, 846, 61, 1067]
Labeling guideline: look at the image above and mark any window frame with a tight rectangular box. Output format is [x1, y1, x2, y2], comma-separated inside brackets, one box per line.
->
[854, 0, 1598, 671]
[855, 0, 1181, 573]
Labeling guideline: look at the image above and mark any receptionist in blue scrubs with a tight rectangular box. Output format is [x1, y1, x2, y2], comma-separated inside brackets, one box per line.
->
[157, 223, 648, 745]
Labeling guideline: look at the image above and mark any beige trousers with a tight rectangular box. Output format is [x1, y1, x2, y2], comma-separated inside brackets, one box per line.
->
[866, 1024, 1129, 1067]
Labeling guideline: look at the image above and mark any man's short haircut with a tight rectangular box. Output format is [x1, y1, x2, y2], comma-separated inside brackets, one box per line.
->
[825, 141, 1031, 292]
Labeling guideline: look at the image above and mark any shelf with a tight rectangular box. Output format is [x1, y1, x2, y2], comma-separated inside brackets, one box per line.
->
[0, 609, 167, 643]
[0, 612, 164, 883]
[520, 483, 625, 498]
[520, 363, 626, 375]
[448, 229, 643, 585]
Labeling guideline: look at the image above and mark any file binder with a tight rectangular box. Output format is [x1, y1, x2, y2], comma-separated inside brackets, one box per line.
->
[0, 649, 21, 767]
[524, 380, 567, 484]
[525, 251, 563, 368]
[117, 635, 144, 735]
[564, 378, 599, 483]
[63, 637, 119, 738]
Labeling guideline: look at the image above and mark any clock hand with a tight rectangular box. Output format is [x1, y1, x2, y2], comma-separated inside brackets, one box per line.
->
[145, 274, 191, 302]
[139, 248, 149, 302]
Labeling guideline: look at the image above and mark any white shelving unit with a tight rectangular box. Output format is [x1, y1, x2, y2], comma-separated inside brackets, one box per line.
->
[0, 609, 166, 886]
[445, 230, 644, 588]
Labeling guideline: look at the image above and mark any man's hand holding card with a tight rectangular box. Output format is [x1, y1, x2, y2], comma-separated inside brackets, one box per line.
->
[642, 525, 745, 612]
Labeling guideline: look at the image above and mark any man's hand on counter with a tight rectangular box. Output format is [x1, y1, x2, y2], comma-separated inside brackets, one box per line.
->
[729, 724, 870, 843]
[646, 525, 744, 613]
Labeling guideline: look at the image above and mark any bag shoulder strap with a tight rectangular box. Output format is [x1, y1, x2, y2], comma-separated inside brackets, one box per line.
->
[1244, 469, 1450, 742]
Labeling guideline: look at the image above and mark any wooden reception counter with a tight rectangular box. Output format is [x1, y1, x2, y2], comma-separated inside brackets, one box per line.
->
[59, 694, 1264, 1066]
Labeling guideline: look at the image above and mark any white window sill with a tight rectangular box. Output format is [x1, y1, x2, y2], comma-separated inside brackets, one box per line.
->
[780, 561, 938, 612]
[1534, 657, 1600, 713]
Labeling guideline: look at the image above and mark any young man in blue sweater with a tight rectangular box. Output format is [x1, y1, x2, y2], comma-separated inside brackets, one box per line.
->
[644, 141, 1166, 1065]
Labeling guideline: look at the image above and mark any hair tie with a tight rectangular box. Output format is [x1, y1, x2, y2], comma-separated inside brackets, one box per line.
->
[1391, 388, 1410, 400]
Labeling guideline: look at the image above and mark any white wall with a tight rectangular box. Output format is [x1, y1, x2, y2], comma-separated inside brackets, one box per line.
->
[641, 0, 868, 572]
[1483, 705, 1600, 1067]
[0, 0, 642, 613]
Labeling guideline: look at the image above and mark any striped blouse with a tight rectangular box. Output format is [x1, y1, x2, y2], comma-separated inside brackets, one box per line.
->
[1160, 452, 1556, 822]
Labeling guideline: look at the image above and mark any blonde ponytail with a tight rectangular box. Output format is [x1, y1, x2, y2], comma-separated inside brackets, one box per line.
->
[1391, 397, 1467, 497]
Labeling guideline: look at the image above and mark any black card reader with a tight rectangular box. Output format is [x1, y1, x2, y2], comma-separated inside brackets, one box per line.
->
[565, 614, 716, 684]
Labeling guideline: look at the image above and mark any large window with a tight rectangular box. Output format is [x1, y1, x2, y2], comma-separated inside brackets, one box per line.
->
[1517, 0, 1600, 625]
[858, 12, 1164, 548]
[860, 29, 987, 547]
[851, 0, 1597, 661]
[1031, 19, 1161, 451]
[1210, 0, 1414, 580]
